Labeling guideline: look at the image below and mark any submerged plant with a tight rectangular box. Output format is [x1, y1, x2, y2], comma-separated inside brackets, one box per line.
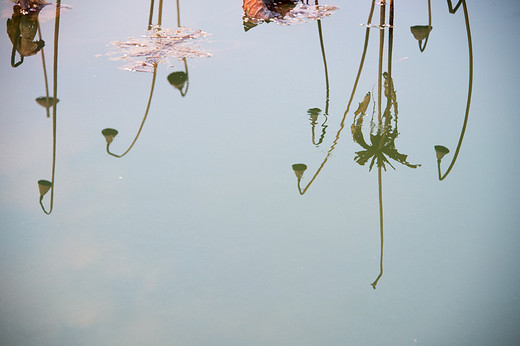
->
[107, 25, 211, 72]
[351, 73, 420, 171]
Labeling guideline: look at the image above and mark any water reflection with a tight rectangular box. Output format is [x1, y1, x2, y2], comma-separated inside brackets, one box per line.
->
[434, 0, 473, 181]
[167, 0, 189, 97]
[243, 0, 297, 30]
[351, 74, 420, 171]
[290, 0, 475, 288]
[293, 0, 474, 287]
[308, 13, 330, 146]
[292, 0, 385, 197]
[102, 0, 208, 156]
[410, 0, 432, 52]
[6, 0, 46, 67]
[242, 0, 337, 31]
[31, 0, 62, 214]
[101, 0, 161, 158]
[101, 63, 158, 158]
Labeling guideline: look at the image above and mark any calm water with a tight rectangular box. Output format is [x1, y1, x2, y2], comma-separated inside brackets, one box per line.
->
[1, 0, 520, 345]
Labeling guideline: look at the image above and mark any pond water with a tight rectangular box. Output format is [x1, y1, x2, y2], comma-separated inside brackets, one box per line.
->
[1, 0, 520, 345]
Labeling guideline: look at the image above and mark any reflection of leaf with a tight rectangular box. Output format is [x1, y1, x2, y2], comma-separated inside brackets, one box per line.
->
[353, 131, 420, 171]
[354, 92, 371, 117]
[107, 26, 211, 73]
[351, 76, 420, 171]
[351, 92, 371, 150]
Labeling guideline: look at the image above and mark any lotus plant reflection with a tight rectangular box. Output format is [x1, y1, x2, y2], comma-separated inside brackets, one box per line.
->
[351, 75, 420, 171]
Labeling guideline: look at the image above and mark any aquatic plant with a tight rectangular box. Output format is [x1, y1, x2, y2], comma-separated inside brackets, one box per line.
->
[107, 25, 211, 73]
[351, 74, 420, 171]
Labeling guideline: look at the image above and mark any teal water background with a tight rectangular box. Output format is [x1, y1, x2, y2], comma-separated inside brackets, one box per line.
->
[1, 1, 520, 345]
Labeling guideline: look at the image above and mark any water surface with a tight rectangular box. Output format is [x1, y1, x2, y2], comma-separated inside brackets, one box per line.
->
[1, 0, 520, 345]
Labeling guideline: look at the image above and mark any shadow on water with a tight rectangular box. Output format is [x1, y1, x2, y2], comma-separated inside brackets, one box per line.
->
[291, 0, 473, 289]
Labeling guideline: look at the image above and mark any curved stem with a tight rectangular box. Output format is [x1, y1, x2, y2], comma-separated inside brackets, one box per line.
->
[311, 120, 328, 146]
[175, 0, 189, 97]
[10, 18, 23, 67]
[419, 0, 432, 52]
[41, 0, 61, 214]
[48, 0, 61, 214]
[107, 64, 158, 158]
[447, 0, 462, 14]
[180, 58, 189, 96]
[439, 0, 472, 181]
[38, 23, 51, 118]
[298, 0, 377, 195]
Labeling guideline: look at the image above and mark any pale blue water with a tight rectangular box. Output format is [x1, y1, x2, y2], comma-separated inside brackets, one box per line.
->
[1, 1, 519, 345]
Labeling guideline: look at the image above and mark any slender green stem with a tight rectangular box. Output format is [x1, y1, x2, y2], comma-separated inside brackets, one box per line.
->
[311, 18, 329, 146]
[48, 0, 61, 214]
[298, 0, 377, 195]
[41, 0, 61, 214]
[317, 19, 330, 114]
[388, 0, 394, 76]
[177, 0, 181, 27]
[378, 0, 393, 150]
[378, 1, 385, 124]
[180, 58, 189, 96]
[107, 64, 158, 158]
[439, 0, 472, 180]
[371, 165, 384, 289]
[158, 0, 163, 26]
[372, 0, 391, 289]
[419, 0, 432, 52]
[148, 0, 155, 29]
[38, 23, 50, 118]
